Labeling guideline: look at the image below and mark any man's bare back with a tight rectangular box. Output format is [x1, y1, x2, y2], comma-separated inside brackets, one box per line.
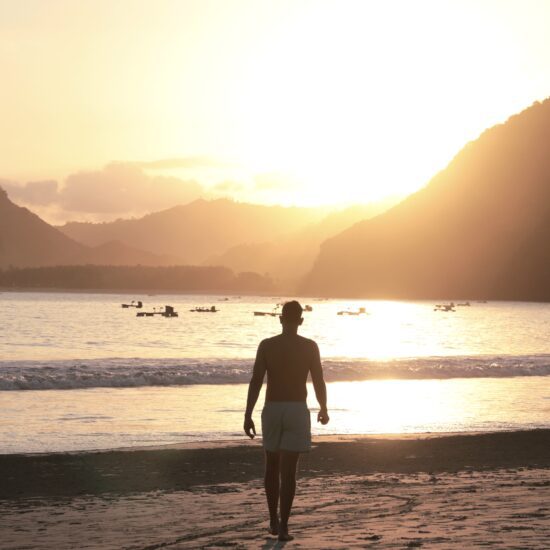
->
[258, 333, 323, 402]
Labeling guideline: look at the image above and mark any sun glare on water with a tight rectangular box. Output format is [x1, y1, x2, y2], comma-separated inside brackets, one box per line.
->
[325, 380, 451, 433]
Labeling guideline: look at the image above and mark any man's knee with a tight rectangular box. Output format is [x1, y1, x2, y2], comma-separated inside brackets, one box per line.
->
[280, 451, 299, 478]
[265, 450, 280, 471]
[280, 450, 299, 463]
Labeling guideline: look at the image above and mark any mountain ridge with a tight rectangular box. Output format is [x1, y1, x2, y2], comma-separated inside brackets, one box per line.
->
[204, 201, 397, 288]
[58, 198, 327, 264]
[302, 99, 550, 301]
[0, 189, 182, 268]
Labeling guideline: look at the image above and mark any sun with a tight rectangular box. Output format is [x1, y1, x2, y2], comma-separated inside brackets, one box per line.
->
[220, 1, 536, 207]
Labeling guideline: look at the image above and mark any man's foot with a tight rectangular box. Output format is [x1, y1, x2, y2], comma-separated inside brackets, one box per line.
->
[268, 518, 279, 536]
[278, 526, 294, 542]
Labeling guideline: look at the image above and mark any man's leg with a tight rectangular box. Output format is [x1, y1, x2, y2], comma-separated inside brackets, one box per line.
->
[279, 450, 300, 541]
[264, 450, 280, 535]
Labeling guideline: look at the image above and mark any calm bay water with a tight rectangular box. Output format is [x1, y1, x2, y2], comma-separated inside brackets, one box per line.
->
[0, 292, 549, 453]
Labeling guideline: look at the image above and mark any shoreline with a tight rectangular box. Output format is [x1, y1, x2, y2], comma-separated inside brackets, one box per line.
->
[0, 286, 282, 297]
[5, 428, 545, 457]
[2, 426, 550, 458]
[2, 429, 548, 499]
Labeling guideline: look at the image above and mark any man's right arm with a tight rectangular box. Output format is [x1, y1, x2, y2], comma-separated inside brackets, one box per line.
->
[310, 342, 329, 424]
[244, 340, 267, 438]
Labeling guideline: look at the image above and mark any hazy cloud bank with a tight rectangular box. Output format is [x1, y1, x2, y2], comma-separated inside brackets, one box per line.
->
[1, 161, 324, 223]
[209, 172, 299, 204]
[2, 163, 203, 222]
[133, 156, 240, 171]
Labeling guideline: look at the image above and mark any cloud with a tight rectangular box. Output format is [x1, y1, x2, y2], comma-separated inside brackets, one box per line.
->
[2, 163, 204, 221]
[211, 180, 247, 193]
[1, 179, 59, 205]
[61, 163, 203, 214]
[206, 172, 302, 203]
[133, 156, 239, 170]
[254, 172, 297, 191]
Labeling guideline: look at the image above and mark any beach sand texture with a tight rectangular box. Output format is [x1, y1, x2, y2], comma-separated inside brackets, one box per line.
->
[1, 431, 549, 549]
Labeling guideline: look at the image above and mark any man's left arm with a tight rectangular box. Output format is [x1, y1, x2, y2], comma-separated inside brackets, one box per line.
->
[244, 340, 267, 438]
[310, 342, 329, 425]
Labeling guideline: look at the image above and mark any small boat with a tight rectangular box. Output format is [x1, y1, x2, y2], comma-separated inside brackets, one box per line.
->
[254, 304, 281, 317]
[190, 306, 218, 313]
[122, 300, 143, 308]
[457, 301, 471, 307]
[434, 302, 455, 312]
[337, 307, 367, 316]
[304, 305, 313, 312]
[137, 305, 178, 317]
[161, 305, 179, 317]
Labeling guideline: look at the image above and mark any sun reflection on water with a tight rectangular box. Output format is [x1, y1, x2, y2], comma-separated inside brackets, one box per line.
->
[1, 377, 548, 453]
[305, 300, 464, 360]
[308, 377, 549, 435]
[1, 293, 549, 361]
[311, 379, 452, 434]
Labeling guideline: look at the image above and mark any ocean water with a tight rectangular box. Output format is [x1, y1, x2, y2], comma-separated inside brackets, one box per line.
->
[0, 292, 549, 453]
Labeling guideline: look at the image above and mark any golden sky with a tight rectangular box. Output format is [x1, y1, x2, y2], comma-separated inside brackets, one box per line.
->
[2, 0, 550, 214]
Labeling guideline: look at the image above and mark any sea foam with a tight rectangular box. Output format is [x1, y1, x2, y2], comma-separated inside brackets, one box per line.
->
[0, 355, 549, 391]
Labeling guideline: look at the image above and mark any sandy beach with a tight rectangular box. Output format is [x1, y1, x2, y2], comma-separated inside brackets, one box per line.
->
[1, 430, 549, 549]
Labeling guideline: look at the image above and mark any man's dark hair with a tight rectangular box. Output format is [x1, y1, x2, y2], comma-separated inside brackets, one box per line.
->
[281, 300, 303, 322]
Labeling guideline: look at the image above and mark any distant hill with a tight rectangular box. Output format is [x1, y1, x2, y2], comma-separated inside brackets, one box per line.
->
[0, 189, 179, 268]
[59, 198, 325, 264]
[205, 201, 397, 288]
[87, 241, 178, 266]
[302, 99, 550, 301]
[0, 187, 89, 267]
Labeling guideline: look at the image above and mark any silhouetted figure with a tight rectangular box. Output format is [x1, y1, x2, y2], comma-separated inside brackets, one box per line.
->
[244, 300, 329, 542]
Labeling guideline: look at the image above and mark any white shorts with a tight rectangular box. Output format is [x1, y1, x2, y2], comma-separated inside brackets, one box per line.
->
[261, 401, 311, 453]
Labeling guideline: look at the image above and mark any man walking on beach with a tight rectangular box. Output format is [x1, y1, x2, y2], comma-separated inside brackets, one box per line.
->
[244, 300, 329, 542]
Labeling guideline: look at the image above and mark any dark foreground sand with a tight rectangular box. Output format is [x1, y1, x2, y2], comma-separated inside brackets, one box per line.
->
[1, 430, 549, 549]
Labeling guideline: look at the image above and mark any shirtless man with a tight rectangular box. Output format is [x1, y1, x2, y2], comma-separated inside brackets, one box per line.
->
[244, 300, 329, 542]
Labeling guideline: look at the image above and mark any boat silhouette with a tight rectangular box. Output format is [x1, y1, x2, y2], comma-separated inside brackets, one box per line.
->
[190, 306, 218, 313]
[137, 305, 178, 317]
[337, 307, 367, 316]
[122, 300, 143, 308]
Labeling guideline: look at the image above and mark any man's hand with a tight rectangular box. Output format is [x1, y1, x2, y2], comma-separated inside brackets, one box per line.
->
[244, 416, 256, 439]
[317, 408, 330, 425]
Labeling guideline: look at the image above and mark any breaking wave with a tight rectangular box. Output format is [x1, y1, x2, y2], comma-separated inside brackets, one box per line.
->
[0, 354, 549, 391]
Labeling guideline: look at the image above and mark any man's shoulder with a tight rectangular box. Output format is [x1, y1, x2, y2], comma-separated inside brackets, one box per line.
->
[297, 335, 318, 348]
[260, 334, 317, 346]
[259, 335, 280, 350]
[293, 335, 320, 355]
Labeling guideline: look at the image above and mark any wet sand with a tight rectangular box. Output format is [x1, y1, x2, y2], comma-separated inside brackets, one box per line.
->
[1, 430, 549, 548]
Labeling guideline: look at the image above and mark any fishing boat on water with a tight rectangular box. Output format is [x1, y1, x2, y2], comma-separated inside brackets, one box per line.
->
[254, 311, 278, 317]
[254, 304, 281, 317]
[137, 305, 179, 317]
[121, 300, 143, 308]
[337, 307, 367, 316]
[434, 302, 456, 312]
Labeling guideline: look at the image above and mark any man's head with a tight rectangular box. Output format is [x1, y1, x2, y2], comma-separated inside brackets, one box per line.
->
[280, 300, 303, 329]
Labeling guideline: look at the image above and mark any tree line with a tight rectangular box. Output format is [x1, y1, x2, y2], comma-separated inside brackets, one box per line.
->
[0, 265, 275, 292]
